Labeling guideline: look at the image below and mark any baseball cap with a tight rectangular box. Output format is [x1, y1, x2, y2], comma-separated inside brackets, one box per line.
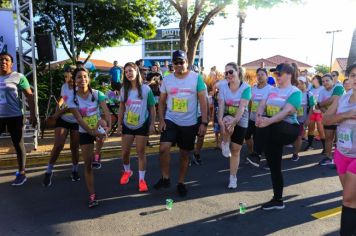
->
[172, 50, 187, 61]
[267, 76, 276, 85]
[270, 63, 295, 75]
[297, 76, 307, 83]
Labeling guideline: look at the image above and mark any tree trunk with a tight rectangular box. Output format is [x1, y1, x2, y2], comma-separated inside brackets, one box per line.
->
[187, 36, 200, 67]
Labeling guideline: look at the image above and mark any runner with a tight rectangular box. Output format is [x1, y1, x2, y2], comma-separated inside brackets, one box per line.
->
[67, 67, 111, 208]
[154, 50, 208, 197]
[245, 68, 272, 167]
[256, 63, 301, 210]
[212, 87, 221, 149]
[0, 52, 37, 186]
[218, 62, 251, 188]
[343, 78, 352, 93]
[42, 66, 81, 187]
[323, 63, 356, 236]
[291, 76, 316, 161]
[304, 75, 325, 151]
[316, 74, 345, 166]
[117, 62, 156, 192]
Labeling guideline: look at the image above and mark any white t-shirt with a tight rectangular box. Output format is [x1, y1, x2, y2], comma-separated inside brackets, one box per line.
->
[60, 83, 77, 123]
[249, 84, 273, 121]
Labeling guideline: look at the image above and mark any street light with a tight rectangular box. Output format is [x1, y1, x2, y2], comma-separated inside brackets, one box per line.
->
[326, 30, 342, 72]
[58, 0, 85, 62]
[237, 11, 247, 66]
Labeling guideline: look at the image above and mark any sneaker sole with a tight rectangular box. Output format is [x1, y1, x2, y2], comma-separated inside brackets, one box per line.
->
[228, 186, 237, 189]
[291, 158, 299, 162]
[262, 205, 285, 210]
[12, 177, 27, 186]
[43, 181, 52, 187]
[88, 202, 99, 208]
[247, 157, 260, 168]
[92, 164, 102, 170]
[71, 178, 81, 182]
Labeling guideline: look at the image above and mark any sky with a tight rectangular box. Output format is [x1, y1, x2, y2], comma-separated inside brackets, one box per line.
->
[57, 0, 356, 71]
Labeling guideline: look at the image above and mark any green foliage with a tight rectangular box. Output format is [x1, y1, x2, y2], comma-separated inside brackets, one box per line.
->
[0, 0, 12, 8]
[238, 0, 301, 10]
[33, 0, 158, 62]
[314, 64, 330, 75]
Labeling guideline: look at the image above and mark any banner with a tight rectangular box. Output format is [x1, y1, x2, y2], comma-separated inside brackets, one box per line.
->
[0, 9, 17, 71]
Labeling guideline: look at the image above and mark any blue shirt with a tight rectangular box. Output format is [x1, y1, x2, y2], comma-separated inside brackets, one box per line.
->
[110, 66, 122, 83]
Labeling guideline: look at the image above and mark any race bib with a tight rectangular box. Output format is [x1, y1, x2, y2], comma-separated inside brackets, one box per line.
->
[172, 98, 188, 113]
[127, 110, 140, 126]
[251, 101, 259, 113]
[227, 105, 238, 116]
[0, 90, 6, 104]
[297, 107, 304, 117]
[338, 128, 353, 150]
[266, 105, 281, 116]
[83, 115, 98, 129]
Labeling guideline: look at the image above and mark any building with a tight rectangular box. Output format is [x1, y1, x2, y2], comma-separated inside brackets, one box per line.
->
[142, 28, 204, 67]
[331, 58, 348, 81]
[51, 57, 114, 73]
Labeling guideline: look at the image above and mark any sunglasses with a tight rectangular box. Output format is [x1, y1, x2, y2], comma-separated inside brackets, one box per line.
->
[331, 74, 337, 77]
[224, 70, 234, 76]
[173, 60, 185, 66]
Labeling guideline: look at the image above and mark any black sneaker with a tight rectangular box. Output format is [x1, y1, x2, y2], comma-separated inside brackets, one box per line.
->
[261, 163, 270, 170]
[261, 198, 285, 210]
[12, 173, 27, 186]
[42, 172, 53, 187]
[88, 198, 99, 208]
[319, 157, 332, 166]
[191, 154, 202, 166]
[71, 171, 80, 182]
[153, 177, 171, 190]
[291, 154, 299, 162]
[177, 183, 188, 197]
[247, 153, 261, 167]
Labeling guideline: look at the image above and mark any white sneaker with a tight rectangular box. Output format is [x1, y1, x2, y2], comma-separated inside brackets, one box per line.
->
[221, 141, 231, 158]
[228, 175, 237, 189]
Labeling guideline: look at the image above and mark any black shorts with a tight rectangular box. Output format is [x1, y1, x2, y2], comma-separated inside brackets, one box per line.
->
[324, 125, 337, 130]
[160, 119, 198, 151]
[245, 119, 256, 140]
[79, 132, 96, 145]
[122, 119, 149, 136]
[55, 117, 79, 131]
[231, 125, 247, 145]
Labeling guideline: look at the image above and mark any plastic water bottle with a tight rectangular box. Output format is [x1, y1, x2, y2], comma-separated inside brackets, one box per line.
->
[166, 199, 173, 210]
[239, 202, 246, 214]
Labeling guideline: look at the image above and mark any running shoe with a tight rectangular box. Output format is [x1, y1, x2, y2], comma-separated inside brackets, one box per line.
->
[328, 159, 337, 169]
[247, 153, 261, 168]
[120, 170, 133, 185]
[71, 171, 80, 182]
[88, 196, 99, 208]
[177, 183, 187, 197]
[153, 177, 171, 190]
[42, 172, 53, 187]
[139, 179, 148, 192]
[320, 149, 326, 155]
[261, 163, 270, 170]
[92, 154, 102, 169]
[291, 154, 299, 162]
[285, 144, 293, 148]
[318, 157, 333, 166]
[303, 145, 313, 151]
[12, 173, 27, 186]
[228, 175, 237, 189]
[261, 198, 285, 210]
[221, 141, 231, 158]
[191, 154, 202, 166]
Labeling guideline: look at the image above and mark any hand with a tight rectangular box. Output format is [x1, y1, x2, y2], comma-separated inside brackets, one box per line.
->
[159, 120, 166, 132]
[29, 114, 37, 128]
[198, 124, 207, 137]
[257, 117, 272, 128]
[149, 124, 155, 135]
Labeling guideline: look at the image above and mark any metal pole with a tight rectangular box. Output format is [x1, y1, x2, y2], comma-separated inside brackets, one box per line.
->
[329, 32, 335, 72]
[237, 12, 246, 66]
[70, 3, 75, 62]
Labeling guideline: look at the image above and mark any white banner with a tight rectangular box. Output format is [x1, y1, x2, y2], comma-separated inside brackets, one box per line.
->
[0, 10, 17, 71]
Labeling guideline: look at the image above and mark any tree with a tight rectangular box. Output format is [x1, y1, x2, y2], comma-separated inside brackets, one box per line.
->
[33, 0, 158, 63]
[314, 64, 330, 75]
[158, 0, 300, 66]
[0, 0, 11, 8]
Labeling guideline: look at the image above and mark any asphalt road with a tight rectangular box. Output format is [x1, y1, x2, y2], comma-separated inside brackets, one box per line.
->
[0, 144, 342, 236]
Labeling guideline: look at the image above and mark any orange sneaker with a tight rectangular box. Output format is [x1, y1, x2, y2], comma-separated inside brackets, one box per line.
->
[120, 170, 133, 185]
[139, 179, 148, 192]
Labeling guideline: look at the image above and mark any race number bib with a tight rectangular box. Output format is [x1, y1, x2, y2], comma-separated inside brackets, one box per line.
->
[83, 115, 98, 129]
[172, 98, 188, 113]
[227, 105, 238, 116]
[127, 111, 140, 126]
[266, 105, 281, 117]
[338, 128, 353, 150]
[251, 101, 259, 113]
[0, 90, 6, 104]
[297, 107, 304, 117]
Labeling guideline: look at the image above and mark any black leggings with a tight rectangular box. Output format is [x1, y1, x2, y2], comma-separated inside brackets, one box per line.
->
[0, 116, 26, 172]
[258, 121, 299, 200]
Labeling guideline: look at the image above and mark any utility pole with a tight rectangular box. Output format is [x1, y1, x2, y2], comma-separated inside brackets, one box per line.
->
[237, 11, 246, 66]
[58, 1, 85, 63]
[326, 30, 342, 72]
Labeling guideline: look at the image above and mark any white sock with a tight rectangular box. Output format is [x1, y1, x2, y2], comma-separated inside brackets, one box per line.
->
[124, 164, 131, 172]
[139, 170, 146, 180]
[46, 164, 54, 173]
[230, 174, 236, 180]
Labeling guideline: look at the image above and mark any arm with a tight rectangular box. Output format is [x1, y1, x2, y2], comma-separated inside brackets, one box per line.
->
[158, 92, 167, 131]
[227, 99, 249, 129]
[117, 101, 125, 134]
[22, 88, 37, 127]
[99, 100, 112, 132]
[52, 97, 67, 118]
[149, 105, 156, 134]
[197, 90, 208, 136]
[255, 99, 267, 126]
[322, 98, 356, 125]
[268, 104, 296, 124]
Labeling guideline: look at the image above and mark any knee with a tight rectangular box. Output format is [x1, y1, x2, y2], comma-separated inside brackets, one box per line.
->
[159, 145, 169, 155]
[136, 149, 146, 158]
[53, 143, 65, 152]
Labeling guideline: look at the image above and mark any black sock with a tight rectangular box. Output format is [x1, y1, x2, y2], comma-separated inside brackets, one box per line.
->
[307, 135, 314, 146]
[340, 205, 356, 236]
[321, 139, 325, 150]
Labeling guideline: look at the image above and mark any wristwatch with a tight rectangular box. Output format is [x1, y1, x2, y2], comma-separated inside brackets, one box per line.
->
[201, 121, 208, 127]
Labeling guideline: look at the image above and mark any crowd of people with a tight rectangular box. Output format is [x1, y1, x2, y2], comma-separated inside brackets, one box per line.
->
[1, 50, 355, 235]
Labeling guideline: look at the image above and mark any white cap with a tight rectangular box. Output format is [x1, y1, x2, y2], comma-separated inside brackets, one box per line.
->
[298, 76, 307, 83]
